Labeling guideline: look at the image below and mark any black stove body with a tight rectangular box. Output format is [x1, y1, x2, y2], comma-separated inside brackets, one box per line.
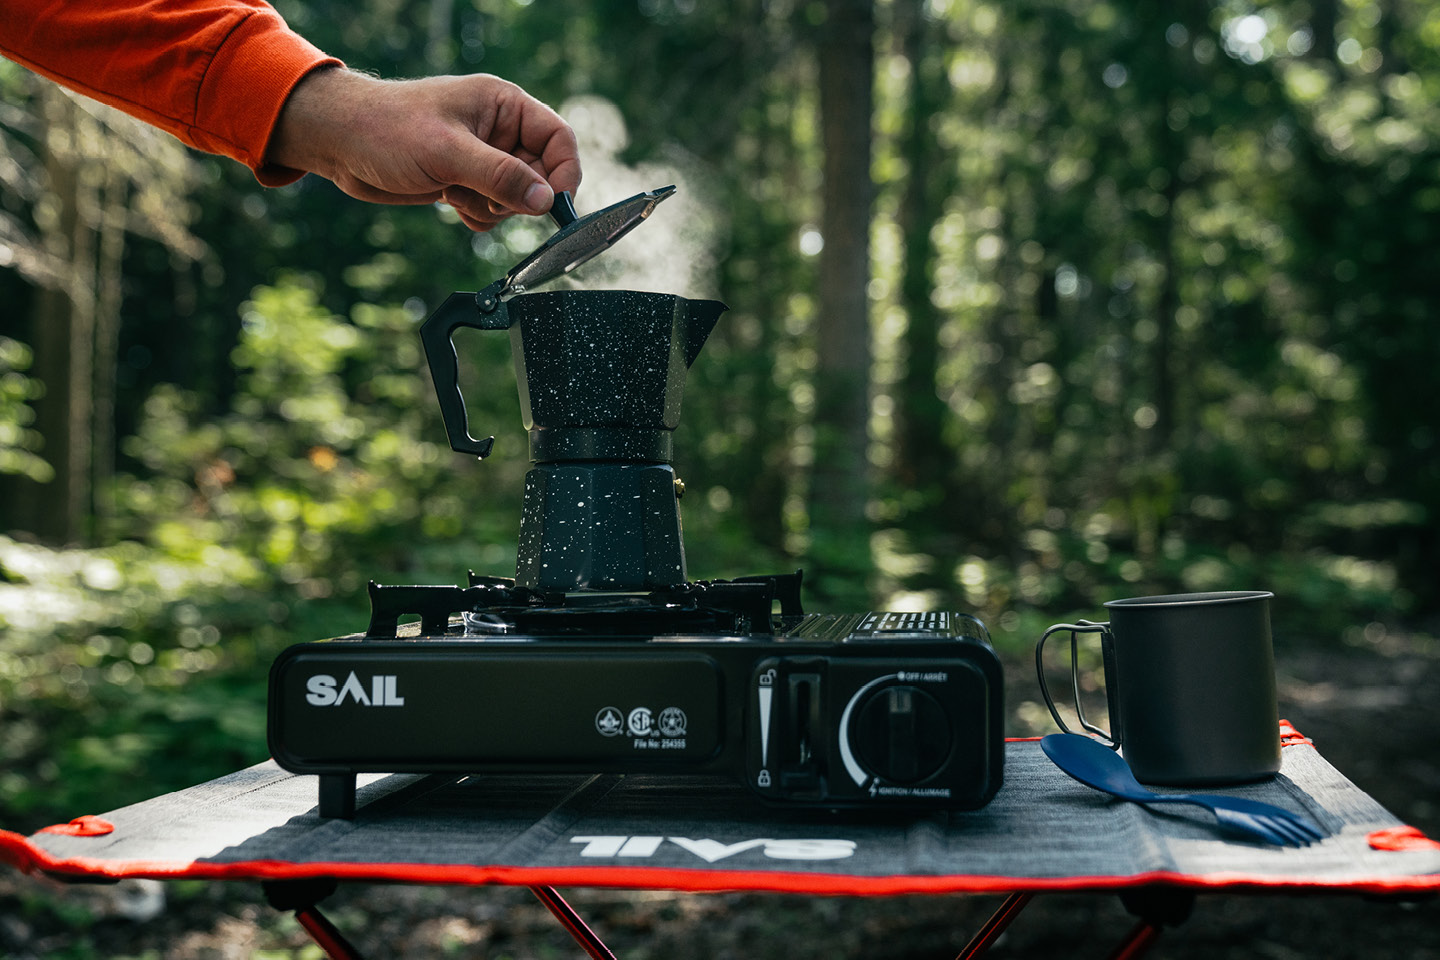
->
[268, 573, 1004, 819]
[265, 187, 1004, 818]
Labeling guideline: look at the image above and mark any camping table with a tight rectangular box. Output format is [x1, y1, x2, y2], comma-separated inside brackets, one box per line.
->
[4, 723, 1437, 959]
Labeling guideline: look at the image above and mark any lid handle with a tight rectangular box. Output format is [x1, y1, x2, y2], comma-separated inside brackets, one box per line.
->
[549, 191, 579, 228]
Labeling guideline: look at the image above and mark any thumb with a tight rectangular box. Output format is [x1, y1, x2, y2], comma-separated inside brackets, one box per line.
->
[452, 140, 553, 215]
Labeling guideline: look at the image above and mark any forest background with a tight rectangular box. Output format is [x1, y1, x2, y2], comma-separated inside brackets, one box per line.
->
[0, 0, 1437, 846]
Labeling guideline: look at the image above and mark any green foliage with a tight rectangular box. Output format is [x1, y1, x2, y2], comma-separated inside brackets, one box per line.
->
[863, 0, 1437, 637]
[0, 277, 528, 828]
[1, 0, 1438, 830]
[0, 336, 50, 482]
[0, 533, 274, 829]
[116, 277, 524, 591]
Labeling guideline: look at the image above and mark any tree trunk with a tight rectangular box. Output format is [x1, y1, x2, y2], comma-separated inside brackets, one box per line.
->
[1309, 0, 1341, 66]
[895, 0, 951, 506]
[90, 160, 130, 541]
[809, 0, 875, 598]
[20, 88, 98, 545]
[1, 82, 200, 544]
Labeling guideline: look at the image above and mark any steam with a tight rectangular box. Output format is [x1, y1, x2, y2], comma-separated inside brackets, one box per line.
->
[548, 96, 722, 300]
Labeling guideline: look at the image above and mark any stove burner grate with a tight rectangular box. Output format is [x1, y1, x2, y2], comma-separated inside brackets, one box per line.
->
[364, 571, 805, 639]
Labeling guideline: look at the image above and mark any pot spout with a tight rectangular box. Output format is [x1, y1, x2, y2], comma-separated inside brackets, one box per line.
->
[683, 299, 728, 368]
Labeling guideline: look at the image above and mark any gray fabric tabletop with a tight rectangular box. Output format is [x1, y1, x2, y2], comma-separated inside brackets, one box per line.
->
[10, 736, 1440, 896]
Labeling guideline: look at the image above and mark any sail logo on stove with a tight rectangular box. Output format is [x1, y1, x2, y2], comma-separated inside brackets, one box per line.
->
[305, 672, 406, 707]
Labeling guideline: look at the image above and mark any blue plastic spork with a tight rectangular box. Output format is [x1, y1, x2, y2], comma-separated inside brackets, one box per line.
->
[1041, 733, 1324, 847]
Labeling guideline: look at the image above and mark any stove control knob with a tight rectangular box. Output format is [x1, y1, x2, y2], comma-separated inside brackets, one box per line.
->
[851, 685, 952, 784]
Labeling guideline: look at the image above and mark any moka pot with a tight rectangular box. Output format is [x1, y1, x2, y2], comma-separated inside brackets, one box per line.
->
[421, 187, 727, 593]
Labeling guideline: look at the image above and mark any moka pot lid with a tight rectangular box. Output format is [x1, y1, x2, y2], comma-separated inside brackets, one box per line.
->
[489, 184, 677, 301]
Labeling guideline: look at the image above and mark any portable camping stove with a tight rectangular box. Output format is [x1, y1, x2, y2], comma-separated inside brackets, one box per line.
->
[266, 186, 1004, 818]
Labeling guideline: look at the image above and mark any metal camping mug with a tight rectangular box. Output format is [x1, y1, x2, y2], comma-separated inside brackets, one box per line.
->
[1035, 591, 1281, 786]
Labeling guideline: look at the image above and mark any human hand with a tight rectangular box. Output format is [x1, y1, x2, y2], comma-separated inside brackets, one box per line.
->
[266, 68, 581, 231]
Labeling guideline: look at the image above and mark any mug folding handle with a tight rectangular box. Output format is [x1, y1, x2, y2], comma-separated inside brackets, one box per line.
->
[1035, 620, 1118, 747]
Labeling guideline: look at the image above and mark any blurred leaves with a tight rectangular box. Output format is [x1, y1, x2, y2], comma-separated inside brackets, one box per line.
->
[1, 0, 1438, 828]
[116, 277, 521, 590]
[0, 335, 50, 482]
[0, 533, 271, 827]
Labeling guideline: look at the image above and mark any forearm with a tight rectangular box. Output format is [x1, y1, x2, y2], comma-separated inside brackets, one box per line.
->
[263, 65, 370, 179]
[0, 0, 338, 182]
[1, 0, 581, 226]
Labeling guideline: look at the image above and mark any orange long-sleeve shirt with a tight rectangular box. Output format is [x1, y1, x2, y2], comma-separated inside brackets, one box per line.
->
[0, 0, 342, 184]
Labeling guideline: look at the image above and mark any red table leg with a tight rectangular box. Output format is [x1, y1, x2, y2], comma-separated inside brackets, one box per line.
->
[1106, 919, 1163, 960]
[530, 885, 618, 960]
[295, 905, 366, 960]
[1107, 887, 1196, 959]
[264, 879, 365, 960]
[954, 892, 1036, 959]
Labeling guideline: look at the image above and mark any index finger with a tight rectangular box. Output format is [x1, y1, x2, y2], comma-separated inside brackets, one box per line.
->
[490, 90, 582, 198]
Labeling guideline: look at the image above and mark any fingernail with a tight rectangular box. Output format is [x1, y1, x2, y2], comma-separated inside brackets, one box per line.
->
[523, 182, 553, 214]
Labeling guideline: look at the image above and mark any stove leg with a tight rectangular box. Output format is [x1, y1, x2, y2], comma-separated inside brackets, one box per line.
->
[954, 892, 1035, 959]
[263, 878, 365, 960]
[530, 885, 617, 960]
[319, 773, 356, 819]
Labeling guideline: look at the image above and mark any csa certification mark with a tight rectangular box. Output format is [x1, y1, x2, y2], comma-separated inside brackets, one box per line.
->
[627, 707, 654, 737]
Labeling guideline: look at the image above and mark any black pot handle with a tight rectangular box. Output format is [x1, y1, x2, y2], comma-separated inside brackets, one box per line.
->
[419, 290, 512, 458]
